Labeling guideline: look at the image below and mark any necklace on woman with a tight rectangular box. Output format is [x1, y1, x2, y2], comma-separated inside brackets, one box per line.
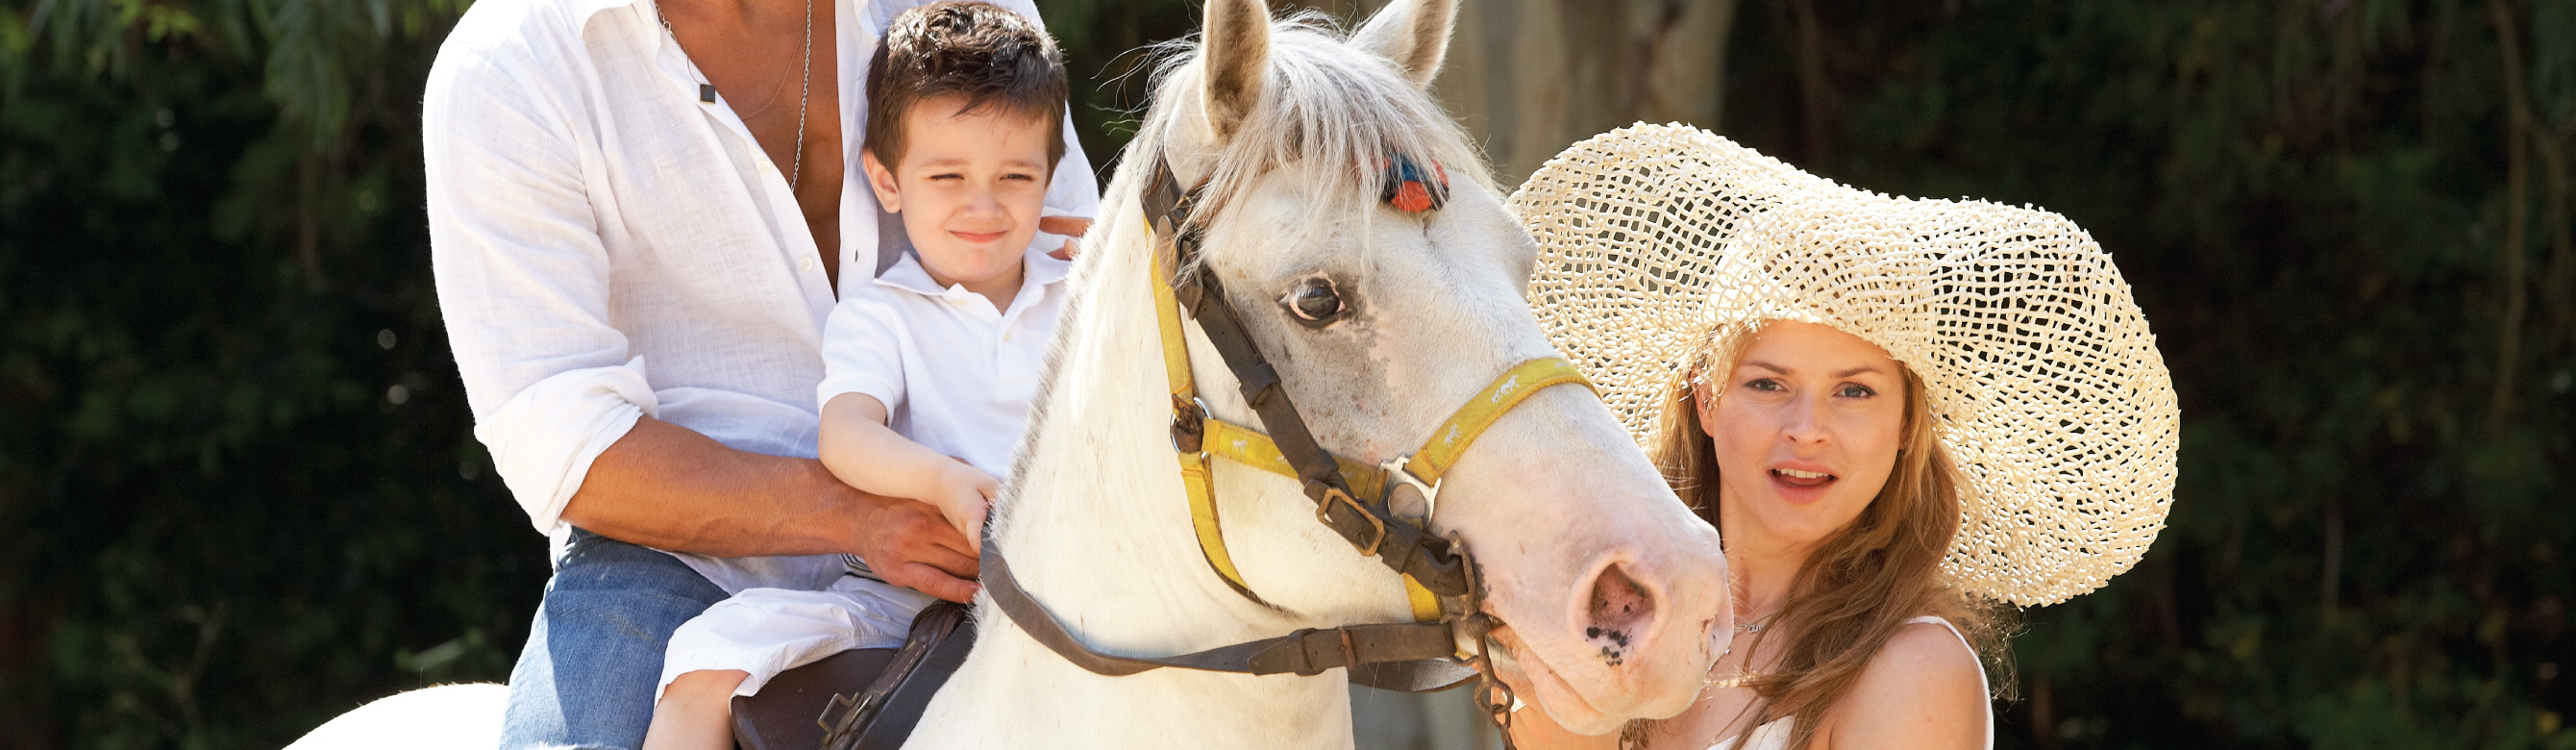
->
[1735, 613, 1776, 635]
[1709, 617, 1776, 691]
[654, 0, 812, 188]
[1715, 611, 1776, 663]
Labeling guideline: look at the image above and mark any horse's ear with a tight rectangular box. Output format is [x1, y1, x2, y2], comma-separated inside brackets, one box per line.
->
[1350, 0, 1456, 88]
[1201, 0, 1270, 141]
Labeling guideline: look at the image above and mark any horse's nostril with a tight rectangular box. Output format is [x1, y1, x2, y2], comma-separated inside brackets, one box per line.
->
[1584, 562, 1656, 665]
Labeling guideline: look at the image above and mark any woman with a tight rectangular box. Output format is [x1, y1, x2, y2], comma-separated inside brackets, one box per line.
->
[1499, 124, 2181, 749]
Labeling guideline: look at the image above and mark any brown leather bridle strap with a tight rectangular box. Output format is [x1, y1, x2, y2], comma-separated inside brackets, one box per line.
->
[979, 538, 1477, 691]
[1142, 160, 1474, 598]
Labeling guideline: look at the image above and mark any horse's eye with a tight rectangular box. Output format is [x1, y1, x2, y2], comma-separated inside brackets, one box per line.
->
[1282, 278, 1344, 323]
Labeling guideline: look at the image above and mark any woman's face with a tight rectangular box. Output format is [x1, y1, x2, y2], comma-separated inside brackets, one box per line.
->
[1695, 321, 1909, 552]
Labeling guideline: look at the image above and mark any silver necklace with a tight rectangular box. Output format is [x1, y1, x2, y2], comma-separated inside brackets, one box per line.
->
[656, 0, 812, 188]
[1711, 613, 1777, 680]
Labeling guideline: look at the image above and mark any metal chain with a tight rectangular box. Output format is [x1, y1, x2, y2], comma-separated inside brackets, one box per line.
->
[1448, 533, 1520, 750]
[655, 0, 811, 188]
[1468, 622, 1520, 750]
[788, 0, 808, 188]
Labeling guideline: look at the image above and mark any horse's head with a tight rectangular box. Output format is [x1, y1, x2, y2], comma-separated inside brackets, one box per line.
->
[1127, 0, 1732, 731]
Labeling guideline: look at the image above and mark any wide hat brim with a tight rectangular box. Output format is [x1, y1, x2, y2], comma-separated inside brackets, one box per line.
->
[1509, 123, 2180, 607]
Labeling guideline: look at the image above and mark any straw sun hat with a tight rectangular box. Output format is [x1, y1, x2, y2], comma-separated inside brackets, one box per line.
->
[1509, 123, 2179, 607]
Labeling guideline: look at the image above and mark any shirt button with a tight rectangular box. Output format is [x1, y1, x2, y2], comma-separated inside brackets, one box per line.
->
[798, 255, 815, 272]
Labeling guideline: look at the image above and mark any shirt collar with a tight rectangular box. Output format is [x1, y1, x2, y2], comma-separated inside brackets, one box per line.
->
[875, 238, 1073, 297]
[874, 251, 949, 297]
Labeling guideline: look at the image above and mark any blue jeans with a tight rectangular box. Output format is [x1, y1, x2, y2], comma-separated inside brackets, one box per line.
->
[500, 529, 731, 750]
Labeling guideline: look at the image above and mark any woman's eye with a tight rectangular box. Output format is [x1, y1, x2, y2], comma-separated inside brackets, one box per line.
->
[1282, 278, 1344, 323]
[1745, 378, 1785, 392]
[1837, 385, 1877, 398]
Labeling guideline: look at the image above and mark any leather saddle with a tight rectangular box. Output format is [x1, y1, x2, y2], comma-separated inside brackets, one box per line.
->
[731, 600, 976, 750]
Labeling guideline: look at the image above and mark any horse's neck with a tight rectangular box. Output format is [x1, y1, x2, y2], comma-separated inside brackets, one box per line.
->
[912, 194, 1353, 749]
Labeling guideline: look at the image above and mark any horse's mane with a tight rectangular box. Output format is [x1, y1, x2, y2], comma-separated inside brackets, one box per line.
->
[1122, 11, 1495, 236]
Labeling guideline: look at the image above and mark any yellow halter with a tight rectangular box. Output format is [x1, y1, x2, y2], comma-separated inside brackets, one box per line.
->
[1143, 208, 1596, 622]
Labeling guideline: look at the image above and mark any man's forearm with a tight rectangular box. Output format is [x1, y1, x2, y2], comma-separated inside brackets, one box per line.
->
[561, 415, 983, 602]
[560, 416, 862, 557]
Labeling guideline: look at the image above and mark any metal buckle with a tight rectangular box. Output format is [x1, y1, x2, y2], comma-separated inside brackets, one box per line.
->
[1315, 486, 1387, 556]
[1170, 396, 1208, 454]
[1379, 455, 1441, 522]
[817, 689, 884, 749]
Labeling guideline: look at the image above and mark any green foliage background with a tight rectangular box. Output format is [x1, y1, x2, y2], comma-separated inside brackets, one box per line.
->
[0, 0, 2566, 748]
[1707, 2, 2574, 746]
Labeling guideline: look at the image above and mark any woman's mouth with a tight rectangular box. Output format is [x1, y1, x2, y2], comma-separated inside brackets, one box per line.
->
[1771, 467, 1834, 486]
[1762, 468, 1844, 500]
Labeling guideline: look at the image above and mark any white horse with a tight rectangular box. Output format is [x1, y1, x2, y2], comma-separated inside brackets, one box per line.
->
[909, 0, 1724, 745]
[289, 0, 1727, 747]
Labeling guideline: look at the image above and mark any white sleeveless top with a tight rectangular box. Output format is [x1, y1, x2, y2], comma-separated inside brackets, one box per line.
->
[1706, 616, 1993, 750]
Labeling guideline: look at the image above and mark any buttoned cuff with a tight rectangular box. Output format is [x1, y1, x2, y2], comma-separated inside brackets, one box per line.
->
[473, 357, 659, 535]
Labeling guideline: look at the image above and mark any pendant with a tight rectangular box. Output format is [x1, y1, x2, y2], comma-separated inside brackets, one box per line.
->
[700, 84, 716, 104]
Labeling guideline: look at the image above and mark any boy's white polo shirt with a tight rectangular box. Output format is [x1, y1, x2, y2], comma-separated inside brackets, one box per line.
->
[815, 242, 1071, 475]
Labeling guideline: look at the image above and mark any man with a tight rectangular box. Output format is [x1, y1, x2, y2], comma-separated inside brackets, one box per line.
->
[419, 0, 1097, 744]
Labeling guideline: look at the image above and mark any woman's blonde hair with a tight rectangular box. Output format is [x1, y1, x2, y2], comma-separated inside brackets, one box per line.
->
[1632, 322, 2009, 750]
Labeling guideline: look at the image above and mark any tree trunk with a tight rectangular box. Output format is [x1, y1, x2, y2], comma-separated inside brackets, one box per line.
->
[1429, 0, 1737, 184]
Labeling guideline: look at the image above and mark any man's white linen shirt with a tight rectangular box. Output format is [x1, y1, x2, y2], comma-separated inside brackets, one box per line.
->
[817, 244, 1068, 479]
[423, 0, 1097, 593]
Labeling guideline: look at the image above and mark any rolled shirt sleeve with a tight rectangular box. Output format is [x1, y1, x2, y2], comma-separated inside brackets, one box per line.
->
[474, 360, 656, 534]
[1044, 110, 1101, 220]
[1031, 111, 1099, 257]
[1008, 0, 1102, 223]
[426, 39, 651, 535]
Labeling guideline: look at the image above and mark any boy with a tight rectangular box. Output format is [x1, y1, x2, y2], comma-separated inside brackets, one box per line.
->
[639, 4, 1076, 748]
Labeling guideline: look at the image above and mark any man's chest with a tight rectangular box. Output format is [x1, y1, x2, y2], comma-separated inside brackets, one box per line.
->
[652, 0, 849, 287]
[557, 5, 875, 321]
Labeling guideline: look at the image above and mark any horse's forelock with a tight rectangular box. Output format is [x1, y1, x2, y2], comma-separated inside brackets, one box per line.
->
[1131, 12, 1492, 236]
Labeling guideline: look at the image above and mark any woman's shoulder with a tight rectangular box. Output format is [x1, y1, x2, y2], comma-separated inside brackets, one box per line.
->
[1821, 617, 1988, 748]
[1876, 617, 1984, 684]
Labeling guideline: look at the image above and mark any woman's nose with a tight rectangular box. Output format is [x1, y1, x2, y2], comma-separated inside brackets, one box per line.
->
[1780, 393, 1831, 445]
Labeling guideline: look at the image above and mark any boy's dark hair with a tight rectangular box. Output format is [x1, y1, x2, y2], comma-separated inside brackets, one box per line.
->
[864, 1, 1069, 174]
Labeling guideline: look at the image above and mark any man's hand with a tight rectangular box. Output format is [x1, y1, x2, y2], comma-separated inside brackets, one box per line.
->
[1040, 216, 1091, 261]
[849, 490, 982, 603]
